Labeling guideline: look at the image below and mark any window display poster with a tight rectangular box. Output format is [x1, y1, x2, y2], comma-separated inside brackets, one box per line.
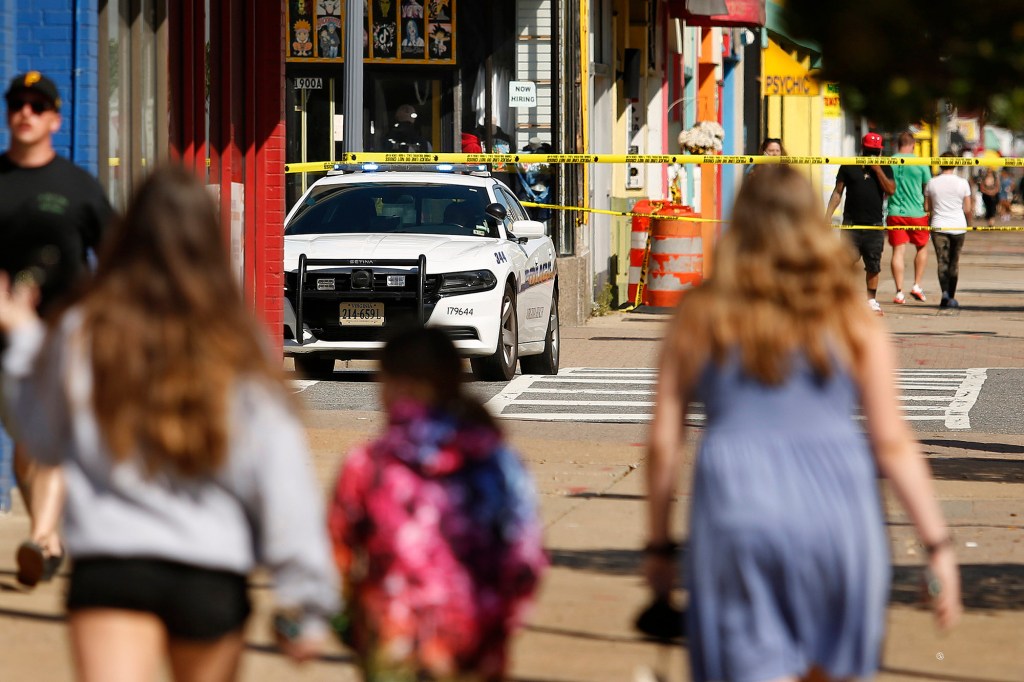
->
[287, 0, 455, 63]
[288, 1, 314, 58]
[316, 0, 342, 59]
[372, 0, 397, 59]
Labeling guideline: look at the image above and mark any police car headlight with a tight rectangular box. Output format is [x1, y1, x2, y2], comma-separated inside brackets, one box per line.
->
[438, 270, 497, 295]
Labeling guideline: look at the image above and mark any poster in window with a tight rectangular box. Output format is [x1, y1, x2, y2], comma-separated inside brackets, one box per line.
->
[428, 23, 451, 60]
[316, 0, 342, 59]
[288, 1, 314, 58]
[402, 0, 424, 19]
[427, 0, 450, 22]
[286, 0, 454, 63]
[372, 0, 397, 59]
[400, 18, 425, 58]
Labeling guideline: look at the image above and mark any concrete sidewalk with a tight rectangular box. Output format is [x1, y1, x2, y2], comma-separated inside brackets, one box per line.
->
[1, 232, 1023, 680]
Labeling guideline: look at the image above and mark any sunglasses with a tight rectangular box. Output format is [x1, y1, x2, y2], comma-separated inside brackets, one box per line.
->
[7, 98, 54, 114]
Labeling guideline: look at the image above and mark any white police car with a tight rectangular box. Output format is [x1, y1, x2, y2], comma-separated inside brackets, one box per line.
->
[283, 164, 559, 381]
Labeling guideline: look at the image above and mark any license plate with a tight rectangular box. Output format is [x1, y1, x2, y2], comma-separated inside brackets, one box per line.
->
[339, 302, 384, 326]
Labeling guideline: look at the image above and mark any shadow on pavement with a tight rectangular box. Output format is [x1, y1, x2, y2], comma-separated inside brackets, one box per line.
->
[565, 492, 645, 501]
[927, 457, 1024, 484]
[921, 438, 1024, 455]
[522, 622, 653, 645]
[890, 563, 1024, 611]
[0, 606, 64, 623]
[548, 543, 691, 578]
[244, 641, 353, 664]
[880, 665, 1020, 682]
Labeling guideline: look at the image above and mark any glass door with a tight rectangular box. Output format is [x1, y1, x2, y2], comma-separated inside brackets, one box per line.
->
[285, 76, 336, 207]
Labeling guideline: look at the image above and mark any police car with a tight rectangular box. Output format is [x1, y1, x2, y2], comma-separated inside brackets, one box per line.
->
[283, 164, 559, 381]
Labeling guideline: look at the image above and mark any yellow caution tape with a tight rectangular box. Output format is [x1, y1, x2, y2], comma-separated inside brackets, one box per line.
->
[836, 224, 1024, 232]
[520, 201, 724, 223]
[284, 153, 1024, 173]
[520, 200, 1024, 232]
[520, 199, 1024, 233]
[635, 228, 652, 308]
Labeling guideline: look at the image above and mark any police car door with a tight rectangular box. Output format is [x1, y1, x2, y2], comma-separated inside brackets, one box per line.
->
[497, 187, 551, 343]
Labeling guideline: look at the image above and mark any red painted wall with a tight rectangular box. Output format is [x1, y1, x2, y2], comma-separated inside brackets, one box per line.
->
[169, 0, 285, 353]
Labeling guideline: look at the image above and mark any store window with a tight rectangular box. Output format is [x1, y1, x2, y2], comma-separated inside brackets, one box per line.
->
[285, 72, 451, 206]
[98, 0, 169, 210]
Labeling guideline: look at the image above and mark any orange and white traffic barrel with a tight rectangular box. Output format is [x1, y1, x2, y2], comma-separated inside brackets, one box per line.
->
[627, 200, 663, 306]
[644, 206, 703, 308]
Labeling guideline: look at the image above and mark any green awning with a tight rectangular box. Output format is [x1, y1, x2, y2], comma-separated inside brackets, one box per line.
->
[765, 1, 822, 67]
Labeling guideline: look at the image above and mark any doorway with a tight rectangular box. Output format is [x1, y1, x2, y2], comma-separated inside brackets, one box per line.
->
[285, 70, 454, 206]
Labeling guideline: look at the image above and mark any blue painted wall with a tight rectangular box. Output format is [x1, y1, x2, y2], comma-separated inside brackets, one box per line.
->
[721, 57, 739, 221]
[0, 1, 100, 174]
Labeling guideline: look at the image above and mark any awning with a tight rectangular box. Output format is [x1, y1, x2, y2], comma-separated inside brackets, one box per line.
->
[762, 40, 819, 96]
[764, 0, 821, 64]
[668, 0, 766, 28]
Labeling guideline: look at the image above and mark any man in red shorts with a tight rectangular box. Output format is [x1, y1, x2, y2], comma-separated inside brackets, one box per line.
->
[887, 131, 932, 303]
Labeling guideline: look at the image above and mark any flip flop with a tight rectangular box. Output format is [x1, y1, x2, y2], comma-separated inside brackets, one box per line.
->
[16, 541, 64, 587]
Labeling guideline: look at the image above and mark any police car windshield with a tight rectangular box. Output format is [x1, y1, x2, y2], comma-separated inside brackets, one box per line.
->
[286, 183, 498, 238]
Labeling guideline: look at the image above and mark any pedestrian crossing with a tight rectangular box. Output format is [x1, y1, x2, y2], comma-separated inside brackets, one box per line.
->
[483, 367, 989, 430]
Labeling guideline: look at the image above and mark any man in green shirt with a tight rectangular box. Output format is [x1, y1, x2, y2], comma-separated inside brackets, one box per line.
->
[886, 131, 932, 303]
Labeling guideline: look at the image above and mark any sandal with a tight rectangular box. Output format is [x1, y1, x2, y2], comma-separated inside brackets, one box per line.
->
[16, 541, 64, 587]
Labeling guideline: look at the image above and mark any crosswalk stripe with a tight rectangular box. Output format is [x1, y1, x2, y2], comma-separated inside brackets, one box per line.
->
[484, 368, 988, 430]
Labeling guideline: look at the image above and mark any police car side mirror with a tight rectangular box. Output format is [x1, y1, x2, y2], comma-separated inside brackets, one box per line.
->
[485, 203, 507, 222]
[512, 219, 546, 239]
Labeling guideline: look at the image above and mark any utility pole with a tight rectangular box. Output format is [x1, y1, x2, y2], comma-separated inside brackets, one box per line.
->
[343, 0, 364, 154]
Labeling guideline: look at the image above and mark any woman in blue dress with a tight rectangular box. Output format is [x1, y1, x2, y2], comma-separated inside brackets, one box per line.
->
[644, 165, 961, 682]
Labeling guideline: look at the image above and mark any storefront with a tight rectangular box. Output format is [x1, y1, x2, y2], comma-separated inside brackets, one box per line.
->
[283, 1, 539, 208]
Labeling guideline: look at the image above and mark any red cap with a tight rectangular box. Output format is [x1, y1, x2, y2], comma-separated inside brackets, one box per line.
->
[862, 132, 884, 149]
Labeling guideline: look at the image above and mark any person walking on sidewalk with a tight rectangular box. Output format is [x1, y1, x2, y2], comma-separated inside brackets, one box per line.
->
[329, 326, 546, 682]
[979, 169, 999, 227]
[645, 165, 961, 682]
[926, 152, 973, 309]
[0, 71, 113, 587]
[0, 165, 337, 680]
[826, 132, 896, 316]
[887, 131, 932, 304]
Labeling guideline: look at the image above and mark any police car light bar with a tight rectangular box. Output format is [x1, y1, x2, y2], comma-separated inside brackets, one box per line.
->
[327, 163, 490, 176]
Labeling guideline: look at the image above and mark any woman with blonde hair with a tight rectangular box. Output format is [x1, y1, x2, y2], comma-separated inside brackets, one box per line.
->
[644, 165, 960, 682]
[0, 165, 338, 680]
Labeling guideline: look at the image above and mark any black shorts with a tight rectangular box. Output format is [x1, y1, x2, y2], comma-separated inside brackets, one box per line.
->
[67, 558, 251, 640]
[845, 227, 885, 274]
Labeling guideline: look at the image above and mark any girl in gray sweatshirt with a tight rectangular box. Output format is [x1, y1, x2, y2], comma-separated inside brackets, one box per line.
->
[0, 165, 338, 680]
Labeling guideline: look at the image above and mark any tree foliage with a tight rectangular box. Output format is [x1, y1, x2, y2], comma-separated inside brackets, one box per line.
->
[781, 0, 1024, 128]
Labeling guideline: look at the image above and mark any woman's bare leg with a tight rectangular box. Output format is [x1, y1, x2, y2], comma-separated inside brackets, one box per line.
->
[13, 444, 64, 555]
[69, 609, 166, 682]
[168, 631, 245, 682]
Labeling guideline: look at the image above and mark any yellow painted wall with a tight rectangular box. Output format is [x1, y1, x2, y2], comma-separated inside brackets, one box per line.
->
[763, 40, 825, 191]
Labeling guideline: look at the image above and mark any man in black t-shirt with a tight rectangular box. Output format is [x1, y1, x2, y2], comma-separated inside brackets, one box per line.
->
[826, 133, 895, 315]
[0, 71, 113, 587]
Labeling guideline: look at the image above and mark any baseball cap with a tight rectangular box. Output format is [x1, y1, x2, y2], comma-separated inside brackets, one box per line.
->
[862, 132, 883, 149]
[5, 71, 61, 112]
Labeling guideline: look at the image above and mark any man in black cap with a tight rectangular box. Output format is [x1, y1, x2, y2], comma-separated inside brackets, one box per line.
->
[825, 132, 896, 316]
[0, 71, 113, 587]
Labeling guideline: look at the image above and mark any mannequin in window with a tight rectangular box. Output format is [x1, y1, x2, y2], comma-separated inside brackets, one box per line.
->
[385, 104, 432, 153]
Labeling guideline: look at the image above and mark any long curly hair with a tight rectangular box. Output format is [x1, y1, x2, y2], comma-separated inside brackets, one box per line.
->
[668, 165, 869, 386]
[77, 165, 289, 476]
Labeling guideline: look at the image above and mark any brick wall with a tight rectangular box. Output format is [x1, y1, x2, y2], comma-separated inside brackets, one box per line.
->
[2, 1, 100, 174]
[251, 0, 285, 346]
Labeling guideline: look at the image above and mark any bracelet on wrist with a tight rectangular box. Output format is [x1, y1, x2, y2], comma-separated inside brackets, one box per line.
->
[643, 540, 679, 558]
[924, 535, 954, 556]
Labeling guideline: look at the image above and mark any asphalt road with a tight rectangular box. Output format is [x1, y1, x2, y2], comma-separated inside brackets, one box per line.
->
[291, 365, 1024, 433]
